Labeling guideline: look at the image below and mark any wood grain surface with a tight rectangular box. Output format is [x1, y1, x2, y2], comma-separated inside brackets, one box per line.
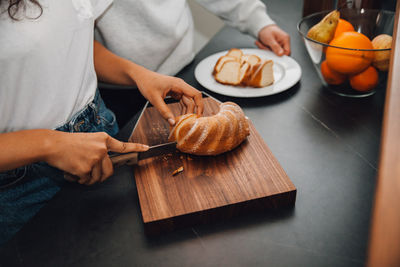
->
[368, 1, 400, 266]
[130, 96, 296, 234]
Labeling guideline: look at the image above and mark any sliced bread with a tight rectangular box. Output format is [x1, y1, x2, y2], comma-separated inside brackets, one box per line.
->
[214, 60, 241, 85]
[213, 56, 237, 75]
[246, 60, 274, 87]
[213, 48, 274, 88]
[226, 48, 243, 61]
[241, 54, 261, 66]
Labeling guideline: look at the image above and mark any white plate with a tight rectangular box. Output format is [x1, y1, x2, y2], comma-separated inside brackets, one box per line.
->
[194, 49, 302, 98]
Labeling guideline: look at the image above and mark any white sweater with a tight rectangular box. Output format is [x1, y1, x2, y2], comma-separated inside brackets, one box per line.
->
[95, 0, 274, 76]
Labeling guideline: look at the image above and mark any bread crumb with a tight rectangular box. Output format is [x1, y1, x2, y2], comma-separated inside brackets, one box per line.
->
[172, 166, 184, 176]
[162, 153, 173, 161]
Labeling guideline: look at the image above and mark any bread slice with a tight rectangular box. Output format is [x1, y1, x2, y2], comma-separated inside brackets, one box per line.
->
[226, 48, 243, 61]
[241, 54, 261, 66]
[247, 60, 274, 87]
[214, 60, 241, 85]
[240, 64, 255, 86]
[213, 56, 236, 75]
[239, 62, 250, 84]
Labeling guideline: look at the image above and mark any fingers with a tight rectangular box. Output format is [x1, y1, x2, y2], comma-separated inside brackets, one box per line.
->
[281, 36, 291, 56]
[258, 25, 290, 57]
[179, 98, 187, 114]
[276, 31, 291, 56]
[58, 132, 140, 186]
[267, 37, 284, 56]
[139, 72, 203, 124]
[192, 90, 203, 116]
[169, 91, 183, 100]
[78, 156, 114, 185]
[64, 173, 79, 183]
[106, 136, 149, 153]
[86, 163, 102, 185]
[152, 96, 176, 125]
[100, 156, 113, 182]
[78, 156, 113, 185]
[255, 40, 269, 50]
[155, 89, 201, 125]
[181, 95, 195, 114]
[77, 173, 91, 185]
[172, 79, 203, 117]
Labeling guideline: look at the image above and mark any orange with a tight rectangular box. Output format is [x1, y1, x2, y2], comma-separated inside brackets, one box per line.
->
[326, 32, 374, 75]
[334, 19, 355, 38]
[349, 66, 379, 91]
[320, 60, 346, 85]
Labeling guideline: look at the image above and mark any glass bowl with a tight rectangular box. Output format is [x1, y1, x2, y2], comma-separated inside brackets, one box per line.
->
[297, 8, 395, 97]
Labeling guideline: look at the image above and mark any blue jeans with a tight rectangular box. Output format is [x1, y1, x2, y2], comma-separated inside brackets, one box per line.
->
[0, 91, 118, 245]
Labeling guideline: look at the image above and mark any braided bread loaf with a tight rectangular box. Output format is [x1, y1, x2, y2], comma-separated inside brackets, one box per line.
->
[168, 102, 250, 155]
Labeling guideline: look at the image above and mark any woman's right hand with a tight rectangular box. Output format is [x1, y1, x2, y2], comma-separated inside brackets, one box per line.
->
[44, 131, 148, 185]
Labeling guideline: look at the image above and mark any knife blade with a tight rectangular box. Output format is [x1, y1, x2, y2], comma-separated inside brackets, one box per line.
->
[110, 141, 177, 167]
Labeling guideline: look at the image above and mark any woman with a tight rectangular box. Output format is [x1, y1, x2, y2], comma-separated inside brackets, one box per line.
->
[0, 0, 203, 245]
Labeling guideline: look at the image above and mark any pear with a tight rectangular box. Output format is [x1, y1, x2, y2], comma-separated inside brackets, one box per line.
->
[307, 10, 340, 44]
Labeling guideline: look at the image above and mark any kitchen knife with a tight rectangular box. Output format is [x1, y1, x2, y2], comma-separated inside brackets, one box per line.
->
[63, 141, 177, 182]
[110, 141, 177, 167]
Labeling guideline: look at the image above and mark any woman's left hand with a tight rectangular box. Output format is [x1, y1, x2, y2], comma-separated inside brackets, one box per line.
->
[93, 41, 203, 125]
[133, 69, 204, 126]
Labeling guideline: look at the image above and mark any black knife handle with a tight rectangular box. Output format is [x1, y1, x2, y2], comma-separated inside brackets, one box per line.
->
[110, 152, 139, 167]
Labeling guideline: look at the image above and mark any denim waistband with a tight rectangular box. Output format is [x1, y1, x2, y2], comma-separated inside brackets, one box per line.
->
[57, 91, 101, 132]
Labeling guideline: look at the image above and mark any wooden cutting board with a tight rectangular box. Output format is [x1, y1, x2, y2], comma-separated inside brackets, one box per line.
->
[130, 96, 296, 234]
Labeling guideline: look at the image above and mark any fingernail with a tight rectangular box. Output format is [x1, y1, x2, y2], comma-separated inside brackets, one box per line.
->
[168, 118, 175, 125]
[142, 145, 149, 150]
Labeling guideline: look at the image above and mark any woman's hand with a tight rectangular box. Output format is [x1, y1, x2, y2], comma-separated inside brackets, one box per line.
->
[93, 41, 204, 125]
[256, 24, 291, 56]
[132, 68, 204, 126]
[45, 131, 148, 185]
